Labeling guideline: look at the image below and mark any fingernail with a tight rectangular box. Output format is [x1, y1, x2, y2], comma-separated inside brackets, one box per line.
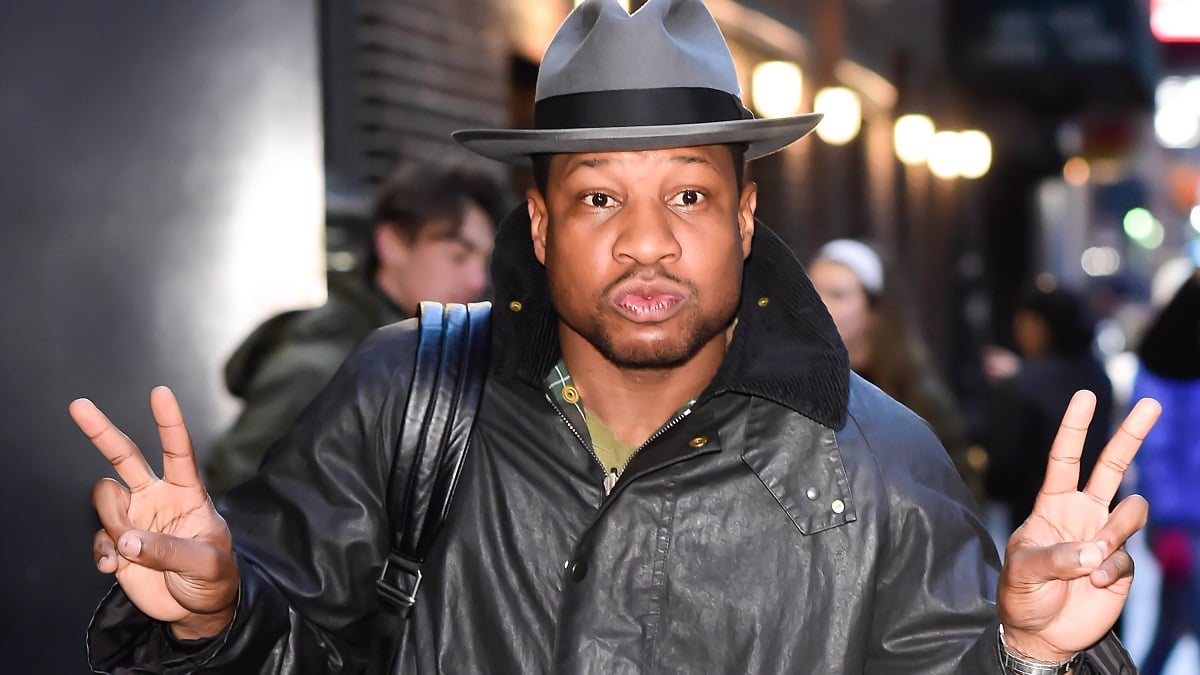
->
[97, 555, 108, 568]
[120, 535, 142, 557]
[1094, 568, 1110, 584]
[1079, 545, 1102, 568]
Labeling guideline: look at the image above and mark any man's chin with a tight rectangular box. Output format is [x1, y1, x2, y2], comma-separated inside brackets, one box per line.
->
[598, 338, 697, 370]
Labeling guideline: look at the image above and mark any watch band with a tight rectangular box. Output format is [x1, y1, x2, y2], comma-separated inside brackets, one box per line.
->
[997, 625, 1080, 675]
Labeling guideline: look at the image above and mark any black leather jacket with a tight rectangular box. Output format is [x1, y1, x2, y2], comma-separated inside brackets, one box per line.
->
[87, 211, 1135, 674]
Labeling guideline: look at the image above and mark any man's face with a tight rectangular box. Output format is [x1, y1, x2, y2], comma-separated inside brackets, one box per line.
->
[528, 145, 756, 369]
[376, 203, 496, 314]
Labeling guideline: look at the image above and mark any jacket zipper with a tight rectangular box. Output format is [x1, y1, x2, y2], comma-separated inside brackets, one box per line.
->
[608, 404, 695, 496]
[546, 394, 697, 497]
[545, 393, 609, 484]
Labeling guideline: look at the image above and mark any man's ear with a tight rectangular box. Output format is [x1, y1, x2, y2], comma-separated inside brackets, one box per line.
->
[375, 223, 411, 267]
[527, 189, 549, 265]
[738, 182, 757, 260]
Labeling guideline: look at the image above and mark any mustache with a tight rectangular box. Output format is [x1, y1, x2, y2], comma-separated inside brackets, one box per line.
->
[601, 265, 696, 297]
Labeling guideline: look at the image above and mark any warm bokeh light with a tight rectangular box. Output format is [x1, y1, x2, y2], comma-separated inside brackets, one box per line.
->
[813, 86, 861, 145]
[957, 130, 992, 179]
[1063, 157, 1090, 185]
[928, 131, 961, 179]
[893, 114, 935, 165]
[751, 60, 804, 119]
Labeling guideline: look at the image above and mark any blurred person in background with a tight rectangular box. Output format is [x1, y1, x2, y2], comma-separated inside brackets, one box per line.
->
[983, 285, 1113, 533]
[809, 238, 983, 504]
[204, 161, 512, 496]
[1132, 270, 1200, 675]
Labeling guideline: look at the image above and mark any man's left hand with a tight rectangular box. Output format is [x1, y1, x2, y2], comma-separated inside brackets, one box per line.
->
[997, 390, 1160, 662]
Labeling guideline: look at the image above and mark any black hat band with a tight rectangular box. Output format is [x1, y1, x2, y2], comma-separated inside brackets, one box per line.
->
[533, 87, 752, 130]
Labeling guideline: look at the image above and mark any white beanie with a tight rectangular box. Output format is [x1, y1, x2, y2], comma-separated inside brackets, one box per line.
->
[815, 239, 884, 295]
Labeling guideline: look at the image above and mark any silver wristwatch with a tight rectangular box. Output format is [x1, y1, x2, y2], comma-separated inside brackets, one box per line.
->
[997, 625, 1080, 675]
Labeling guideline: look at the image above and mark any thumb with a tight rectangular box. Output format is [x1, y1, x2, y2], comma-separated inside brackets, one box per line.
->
[117, 529, 228, 581]
[1007, 540, 1107, 586]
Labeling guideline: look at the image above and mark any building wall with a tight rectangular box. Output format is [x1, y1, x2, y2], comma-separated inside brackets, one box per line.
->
[0, 2, 324, 670]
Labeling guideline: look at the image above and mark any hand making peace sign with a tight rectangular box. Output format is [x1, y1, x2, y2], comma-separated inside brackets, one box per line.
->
[997, 390, 1161, 662]
[72, 386, 238, 640]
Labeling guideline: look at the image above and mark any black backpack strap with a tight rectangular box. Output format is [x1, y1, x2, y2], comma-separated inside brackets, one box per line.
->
[370, 301, 491, 670]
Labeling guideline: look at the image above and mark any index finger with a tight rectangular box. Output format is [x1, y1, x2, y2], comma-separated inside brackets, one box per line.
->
[1083, 398, 1161, 505]
[149, 386, 202, 489]
[1039, 390, 1096, 496]
[70, 398, 157, 491]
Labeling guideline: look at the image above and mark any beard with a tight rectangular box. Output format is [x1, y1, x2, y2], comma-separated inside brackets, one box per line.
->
[555, 266, 740, 370]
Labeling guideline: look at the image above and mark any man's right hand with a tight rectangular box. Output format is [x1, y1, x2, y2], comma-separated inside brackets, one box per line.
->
[72, 386, 238, 640]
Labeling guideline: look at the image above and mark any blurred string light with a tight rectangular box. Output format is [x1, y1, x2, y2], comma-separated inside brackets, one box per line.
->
[813, 87, 862, 144]
[957, 130, 992, 179]
[1190, 205, 1200, 233]
[928, 131, 961, 178]
[1063, 157, 1090, 186]
[1123, 207, 1165, 249]
[1081, 246, 1121, 277]
[894, 114, 935, 165]
[925, 129, 993, 179]
[751, 61, 804, 119]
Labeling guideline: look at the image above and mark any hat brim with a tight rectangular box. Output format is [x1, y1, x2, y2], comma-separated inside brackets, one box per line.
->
[452, 113, 823, 165]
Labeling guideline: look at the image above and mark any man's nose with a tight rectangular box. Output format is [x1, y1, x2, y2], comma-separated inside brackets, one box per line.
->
[612, 198, 682, 265]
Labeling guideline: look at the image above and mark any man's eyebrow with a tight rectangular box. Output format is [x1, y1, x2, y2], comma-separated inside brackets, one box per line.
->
[669, 154, 713, 167]
[563, 157, 609, 178]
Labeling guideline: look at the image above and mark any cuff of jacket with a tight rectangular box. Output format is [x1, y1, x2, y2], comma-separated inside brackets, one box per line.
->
[1072, 631, 1137, 675]
[87, 554, 290, 674]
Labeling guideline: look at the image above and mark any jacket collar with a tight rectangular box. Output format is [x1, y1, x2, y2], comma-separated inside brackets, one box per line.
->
[488, 206, 850, 430]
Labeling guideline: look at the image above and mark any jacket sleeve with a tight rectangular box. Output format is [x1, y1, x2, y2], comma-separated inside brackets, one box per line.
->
[849, 386, 1136, 674]
[87, 321, 420, 674]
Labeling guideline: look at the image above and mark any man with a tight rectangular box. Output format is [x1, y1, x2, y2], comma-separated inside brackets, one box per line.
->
[204, 161, 508, 496]
[76, 1, 1158, 672]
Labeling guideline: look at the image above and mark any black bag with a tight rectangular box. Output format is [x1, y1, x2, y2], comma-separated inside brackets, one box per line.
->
[369, 301, 491, 673]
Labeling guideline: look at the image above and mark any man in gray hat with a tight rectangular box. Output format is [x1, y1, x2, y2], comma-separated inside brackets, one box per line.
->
[76, 1, 1157, 673]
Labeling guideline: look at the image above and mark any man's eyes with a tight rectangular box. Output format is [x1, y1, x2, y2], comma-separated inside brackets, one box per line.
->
[581, 190, 705, 209]
[583, 192, 615, 208]
[670, 189, 704, 207]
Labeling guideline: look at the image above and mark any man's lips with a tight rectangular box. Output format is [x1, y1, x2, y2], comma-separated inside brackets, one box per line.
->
[609, 280, 688, 323]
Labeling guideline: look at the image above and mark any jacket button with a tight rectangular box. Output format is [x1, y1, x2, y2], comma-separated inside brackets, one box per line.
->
[831, 499, 845, 514]
[689, 436, 708, 448]
[805, 487, 820, 500]
[568, 560, 588, 581]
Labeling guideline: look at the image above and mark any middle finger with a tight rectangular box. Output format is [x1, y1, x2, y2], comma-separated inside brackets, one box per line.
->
[1083, 398, 1161, 505]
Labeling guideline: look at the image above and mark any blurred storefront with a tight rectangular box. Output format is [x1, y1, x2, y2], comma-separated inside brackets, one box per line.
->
[946, 0, 1160, 389]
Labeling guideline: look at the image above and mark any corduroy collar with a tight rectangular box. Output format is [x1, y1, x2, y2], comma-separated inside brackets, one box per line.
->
[488, 206, 850, 430]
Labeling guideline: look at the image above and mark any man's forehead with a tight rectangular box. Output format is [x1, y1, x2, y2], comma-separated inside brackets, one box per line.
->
[551, 145, 734, 171]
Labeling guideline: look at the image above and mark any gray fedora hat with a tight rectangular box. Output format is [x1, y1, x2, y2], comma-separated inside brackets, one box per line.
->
[453, 0, 822, 165]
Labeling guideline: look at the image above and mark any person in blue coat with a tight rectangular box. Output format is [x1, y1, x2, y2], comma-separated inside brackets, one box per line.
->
[1133, 270, 1200, 675]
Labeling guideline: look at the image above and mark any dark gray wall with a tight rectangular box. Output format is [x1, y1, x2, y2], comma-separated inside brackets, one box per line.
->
[0, 2, 324, 670]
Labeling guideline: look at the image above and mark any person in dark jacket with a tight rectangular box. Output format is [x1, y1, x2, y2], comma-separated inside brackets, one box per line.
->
[74, 1, 1158, 673]
[983, 285, 1114, 533]
[204, 161, 510, 496]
